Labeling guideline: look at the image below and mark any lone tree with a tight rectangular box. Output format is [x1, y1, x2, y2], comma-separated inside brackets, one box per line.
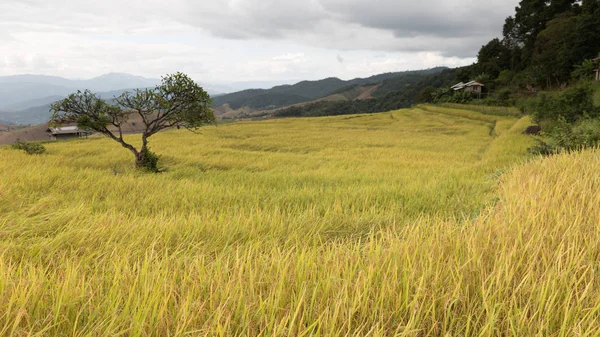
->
[50, 72, 215, 171]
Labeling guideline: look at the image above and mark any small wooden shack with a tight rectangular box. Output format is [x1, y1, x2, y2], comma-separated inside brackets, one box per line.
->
[451, 81, 485, 94]
[463, 81, 485, 94]
[46, 126, 92, 141]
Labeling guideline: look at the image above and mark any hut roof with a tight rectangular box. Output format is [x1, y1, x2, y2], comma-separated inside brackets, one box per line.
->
[464, 81, 485, 87]
[46, 126, 90, 135]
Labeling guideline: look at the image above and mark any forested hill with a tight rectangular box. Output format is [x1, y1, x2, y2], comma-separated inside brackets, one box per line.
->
[278, 0, 600, 118]
[212, 67, 446, 110]
[276, 69, 463, 118]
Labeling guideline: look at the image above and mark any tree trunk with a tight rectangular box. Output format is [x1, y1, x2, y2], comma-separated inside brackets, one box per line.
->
[135, 144, 148, 168]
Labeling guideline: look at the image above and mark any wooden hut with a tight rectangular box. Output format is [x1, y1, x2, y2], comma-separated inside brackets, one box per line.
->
[46, 126, 92, 141]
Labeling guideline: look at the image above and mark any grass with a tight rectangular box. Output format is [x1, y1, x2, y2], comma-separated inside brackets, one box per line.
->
[438, 103, 522, 117]
[592, 81, 600, 106]
[1, 106, 599, 335]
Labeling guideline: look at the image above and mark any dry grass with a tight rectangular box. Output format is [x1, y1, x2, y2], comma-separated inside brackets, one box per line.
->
[1, 106, 598, 336]
[437, 103, 522, 117]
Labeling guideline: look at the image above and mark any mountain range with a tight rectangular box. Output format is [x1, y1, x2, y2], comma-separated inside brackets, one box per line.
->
[0, 73, 163, 109]
[0, 68, 446, 125]
[212, 68, 445, 111]
[0, 73, 224, 125]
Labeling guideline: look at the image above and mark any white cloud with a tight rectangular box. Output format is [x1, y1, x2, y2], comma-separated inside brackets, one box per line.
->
[0, 0, 515, 84]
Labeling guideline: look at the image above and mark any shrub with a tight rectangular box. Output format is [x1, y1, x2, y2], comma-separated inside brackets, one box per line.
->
[11, 141, 46, 155]
[496, 70, 515, 86]
[571, 60, 596, 81]
[529, 117, 600, 154]
[446, 91, 473, 104]
[528, 140, 557, 156]
[530, 84, 597, 124]
[137, 147, 160, 172]
[527, 84, 600, 154]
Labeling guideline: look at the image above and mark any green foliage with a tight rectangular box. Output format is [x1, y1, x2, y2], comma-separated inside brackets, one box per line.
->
[530, 117, 600, 155]
[371, 73, 436, 97]
[137, 147, 160, 172]
[416, 87, 435, 103]
[528, 84, 600, 154]
[495, 70, 516, 86]
[572, 59, 597, 81]
[532, 13, 578, 86]
[11, 141, 46, 155]
[529, 84, 597, 124]
[431, 88, 450, 102]
[470, 0, 600, 95]
[475, 73, 491, 84]
[443, 91, 473, 104]
[275, 68, 466, 118]
[477, 39, 513, 77]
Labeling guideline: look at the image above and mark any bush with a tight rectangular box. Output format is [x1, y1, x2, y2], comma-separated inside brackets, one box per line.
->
[11, 141, 46, 155]
[442, 91, 473, 104]
[529, 117, 600, 154]
[137, 147, 160, 172]
[528, 140, 557, 156]
[571, 60, 596, 81]
[527, 84, 600, 154]
[529, 84, 598, 124]
[495, 70, 515, 86]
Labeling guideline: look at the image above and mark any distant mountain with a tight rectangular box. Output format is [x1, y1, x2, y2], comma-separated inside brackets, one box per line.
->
[0, 88, 146, 125]
[3, 95, 65, 112]
[0, 73, 161, 111]
[0, 104, 54, 125]
[212, 67, 447, 111]
[0, 68, 448, 124]
[0, 73, 222, 115]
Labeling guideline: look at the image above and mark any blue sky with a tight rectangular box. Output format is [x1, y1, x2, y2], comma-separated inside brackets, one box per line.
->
[0, 0, 516, 89]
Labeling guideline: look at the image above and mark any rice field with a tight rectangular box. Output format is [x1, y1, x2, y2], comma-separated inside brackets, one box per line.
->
[437, 103, 522, 117]
[1, 105, 599, 336]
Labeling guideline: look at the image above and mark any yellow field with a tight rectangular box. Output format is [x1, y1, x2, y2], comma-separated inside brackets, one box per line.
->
[1, 106, 599, 336]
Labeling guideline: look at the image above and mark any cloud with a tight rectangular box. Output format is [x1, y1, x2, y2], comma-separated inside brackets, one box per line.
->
[3, 0, 514, 56]
[0, 0, 514, 83]
[167, 0, 514, 56]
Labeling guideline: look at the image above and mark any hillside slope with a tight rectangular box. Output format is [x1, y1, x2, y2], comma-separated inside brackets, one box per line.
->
[212, 67, 446, 113]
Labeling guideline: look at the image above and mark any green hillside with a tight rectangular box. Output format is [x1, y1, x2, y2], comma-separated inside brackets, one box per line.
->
[212, 68, 447, 110]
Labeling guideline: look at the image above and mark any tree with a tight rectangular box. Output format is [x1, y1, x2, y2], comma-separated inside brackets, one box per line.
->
[416, 87, 435, 103]
[531, 13, 578, 87]
[502, 0, 578, 68]
[477, 38, 512, 76]
[50, 72, 215, 171]
[568, 10, 600, 67]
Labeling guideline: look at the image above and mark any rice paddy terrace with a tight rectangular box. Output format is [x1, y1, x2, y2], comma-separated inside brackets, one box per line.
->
[1, 105, 599, 336]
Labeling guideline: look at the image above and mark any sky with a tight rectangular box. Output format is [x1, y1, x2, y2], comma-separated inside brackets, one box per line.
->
[0, 0, 517, 88]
